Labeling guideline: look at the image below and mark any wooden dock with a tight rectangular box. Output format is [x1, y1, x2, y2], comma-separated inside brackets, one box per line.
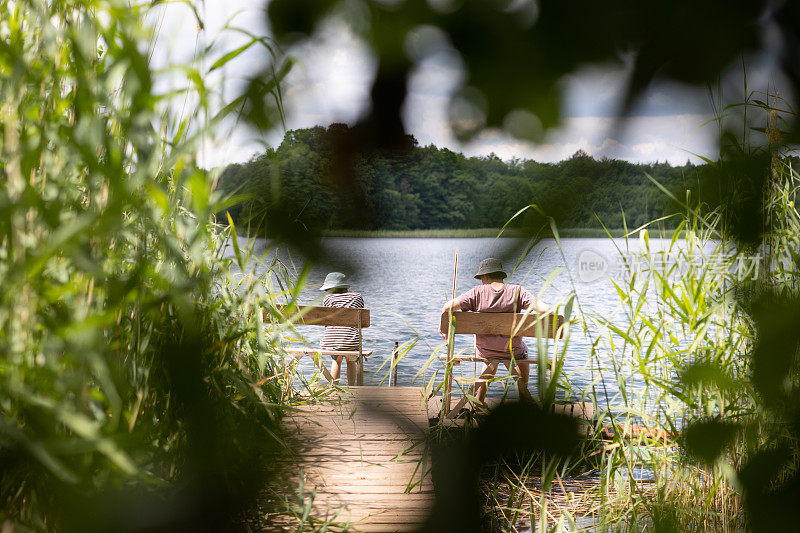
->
[278, 386, 435, 531]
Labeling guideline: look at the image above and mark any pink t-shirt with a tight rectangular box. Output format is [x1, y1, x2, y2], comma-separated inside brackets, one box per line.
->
[456, 283, 537, 359]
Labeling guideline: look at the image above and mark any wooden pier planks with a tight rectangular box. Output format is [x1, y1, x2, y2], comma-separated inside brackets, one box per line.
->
[280, 386, 435, 532]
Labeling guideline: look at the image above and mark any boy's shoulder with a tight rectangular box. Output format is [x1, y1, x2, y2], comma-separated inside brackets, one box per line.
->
[342, 291, 363, 300]
[325, 292, 364, 304]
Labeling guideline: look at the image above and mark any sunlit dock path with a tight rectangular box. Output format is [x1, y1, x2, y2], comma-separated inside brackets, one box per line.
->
[278, 386, 434, 531]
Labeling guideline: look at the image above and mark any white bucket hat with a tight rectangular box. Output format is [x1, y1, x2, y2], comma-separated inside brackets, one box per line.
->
[321, 272, 349, 291]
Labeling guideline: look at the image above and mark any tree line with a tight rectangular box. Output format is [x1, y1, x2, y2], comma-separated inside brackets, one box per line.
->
[217, 124, 701, 233]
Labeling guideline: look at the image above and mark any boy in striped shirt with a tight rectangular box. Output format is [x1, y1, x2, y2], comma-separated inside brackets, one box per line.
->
[320, 272, 365, 385]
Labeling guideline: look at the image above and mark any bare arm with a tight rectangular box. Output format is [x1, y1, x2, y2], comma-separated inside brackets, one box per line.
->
[439, 297, 464, 338]
[519, 286, 551, 315]
[441, 298, 462, 314]
[528, 299, 551, 315]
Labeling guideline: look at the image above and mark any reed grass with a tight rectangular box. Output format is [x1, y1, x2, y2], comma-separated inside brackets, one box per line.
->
[417, 104, 800, 531]
[432, 209, 770, 531]
[4, 2, 796, 530]
[0, 2, 339, 530]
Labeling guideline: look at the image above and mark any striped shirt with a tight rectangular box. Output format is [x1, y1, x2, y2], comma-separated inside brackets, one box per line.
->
[320, 292, 365, 351]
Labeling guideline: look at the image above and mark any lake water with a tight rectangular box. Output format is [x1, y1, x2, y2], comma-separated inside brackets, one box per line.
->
[231, 236, 694, 406]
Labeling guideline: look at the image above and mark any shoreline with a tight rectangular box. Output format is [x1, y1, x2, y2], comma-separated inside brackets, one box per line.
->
[321, 227, 683, 239]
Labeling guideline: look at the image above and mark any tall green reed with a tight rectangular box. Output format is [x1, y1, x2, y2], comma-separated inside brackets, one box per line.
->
[581, 94, 800, 531]
[587, 217, 752, 531]
[0, 1, 307, 529]
[419, 97, 800, 531]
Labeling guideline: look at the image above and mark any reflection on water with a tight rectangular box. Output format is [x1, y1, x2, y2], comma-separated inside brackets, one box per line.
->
[228, 237, 696, 404]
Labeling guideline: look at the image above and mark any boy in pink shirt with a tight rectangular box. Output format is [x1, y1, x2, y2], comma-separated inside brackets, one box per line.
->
[441, 258, 550, 402]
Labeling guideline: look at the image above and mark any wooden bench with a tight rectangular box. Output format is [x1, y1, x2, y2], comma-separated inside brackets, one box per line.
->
[280, 305, 372, 385]
[440, 310, 566, 415]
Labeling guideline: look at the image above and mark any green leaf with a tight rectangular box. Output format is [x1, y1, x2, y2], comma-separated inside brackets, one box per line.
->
[684, 420, 741, 465]
[680, 362, 737, 392]
[209, 38, 257, 72]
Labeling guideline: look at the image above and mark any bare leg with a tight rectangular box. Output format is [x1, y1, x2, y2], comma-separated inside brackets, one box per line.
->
[330, 356, 343, 385]
[448, 360, 500, 416]
[508, 360, 531, 400]
[475, 361, 500, 402]
[346, 359, 357, 386]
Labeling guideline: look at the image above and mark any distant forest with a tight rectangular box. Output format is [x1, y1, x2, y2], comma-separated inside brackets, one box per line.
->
[217, 124, 700, 232]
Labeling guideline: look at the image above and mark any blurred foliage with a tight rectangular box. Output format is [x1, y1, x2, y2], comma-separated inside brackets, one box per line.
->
[587, 122, 800, 530]
[0, 1, 291, 529]
[2, 0, 800, 530]
[262, 0, 795, 142]
[422, 401, 581, 533]
[687, 90, 799, 250]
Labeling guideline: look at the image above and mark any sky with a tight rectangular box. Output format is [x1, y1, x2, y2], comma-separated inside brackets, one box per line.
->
[151, 1, 787, 168]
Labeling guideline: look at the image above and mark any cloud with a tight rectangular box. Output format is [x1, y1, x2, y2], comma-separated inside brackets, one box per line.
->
[156, 3, 727, 168]
[631, 142, 663, 157]
[283, 20, 377, 122]
[403, 90, 718, 164]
